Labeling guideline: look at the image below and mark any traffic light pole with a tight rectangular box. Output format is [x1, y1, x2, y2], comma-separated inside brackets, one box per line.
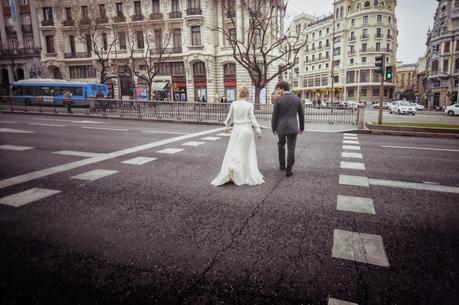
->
[378, 55, 385, 125]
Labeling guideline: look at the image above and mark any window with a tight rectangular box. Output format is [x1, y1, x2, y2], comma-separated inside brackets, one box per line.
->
[362, 28, 368, 38]
[45, 35, 55, 53]
[455, 58, 459, 71]
[361, 88, 367, 97]
[376, 28, 382, 37]
[223, 63, 236, 81]
[188, 0, 201, 9]
[171, 62, 185, 76]
[363, 15, 368, 24]
[362, 57, 367, 63]
[456, 40, 459, 51]
[443, 59, 449, 72]
[361, 43, 367, 52]
[351, 19, 355, 26]
[118, 32, 126, 49]
[99, 4, 106, 17]
[173, 29, 182, 49]
[191, 26, 201, 45]
[360, 69, 369, 82]
[346, 71, 355, 83]
[326, 27, 329, 34]
[348, 89, 354, 98]
[377, 15, 382, 22]
[102, 33, 108, 50]
[81, 6, 88, 19]
[227, 28, 236, 45]
[134, 1, 142, 15]
[193, 62, 206, 77]
[136, 31, 144, 49]
[373, 88, 380, 97]
[387, 29, 391, 38]
[388, 16, 391, 23]
[445, 41, 450, 53]
[350, 31, 355, 40]
[376, 42, 381, 51]
[69, 35, 75, 53]
[154, 29, 162, 48]
[43, 7, 53, 22]
[152, 0, 160, 13]
[65, 7, 72, 21]
[172, 0, 180, 12]
[116, 2, 123, 16]
[69, 65, 97, 79]
[350, 58, 354, 64]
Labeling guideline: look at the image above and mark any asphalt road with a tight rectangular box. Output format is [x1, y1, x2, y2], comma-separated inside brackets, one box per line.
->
[365, 108, 459, 124]
[0, 113, 458, 305]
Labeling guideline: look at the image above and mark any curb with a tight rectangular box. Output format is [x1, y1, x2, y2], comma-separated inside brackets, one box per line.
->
[365, 122, 459, 139]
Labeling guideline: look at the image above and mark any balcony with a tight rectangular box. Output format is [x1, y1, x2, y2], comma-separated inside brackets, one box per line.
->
[64, 52, 92, 59]
[149, 13, 163, 20]
[226, 10, 236, 18]
[361, 34, 369, 39]
[375, 34, 384, 39]
[131, 14, 144, 21]
[96, 16, 109, 24]
[113, 15, 126, 23]
[387, 34, 393, 40]
[169, 11, 182, 19]
[149, 47, 183, 54]
[186, 8, 202, 15]
[348, 50, 355, 55]
[5, 26, 15, 34]
[80, 17, 91, 25]
[42, 19, 54, 26]
[62, 19, 75, 26]
[0, 48, 41, 58]
[349, 36, 356, 41]
[21, 24, 33, 33]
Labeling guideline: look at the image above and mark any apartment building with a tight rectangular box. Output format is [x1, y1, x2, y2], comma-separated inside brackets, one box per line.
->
[35, 0, 284, 102]
[292, 0, 398, 104]
[395, 62, 416, 98]
[425, 0, 459, 109]
[0, 0, 42, 95]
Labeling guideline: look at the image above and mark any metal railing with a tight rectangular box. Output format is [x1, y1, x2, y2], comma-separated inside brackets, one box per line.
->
[0, 97, 356, 125]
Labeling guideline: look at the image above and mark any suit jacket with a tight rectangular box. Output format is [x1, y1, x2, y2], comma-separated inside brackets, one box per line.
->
[271, 92, 305, 136]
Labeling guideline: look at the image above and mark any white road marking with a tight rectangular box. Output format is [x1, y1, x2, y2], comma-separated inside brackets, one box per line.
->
[341, 161, 366, 171]
[33, 118, 70, 122]
[0, 145, 34, 151]
[332, 229, 390, 267]
[72, 120, 107, 124]
[342, 145, 361, 151]
[339, 175, 369, 187]
[202, 136, 221, 141]
[53, 150, 106, 158]
[142, 130, 189, 135]
[0, 188, 60, 208]
[71, 169, 118, 181]
[0, 128, 34, 134]
[157, 148, 184, 154]
[182, 141, 205, 147]
[344, 133, 357, 136]
[121, 157, 157, 165]
[82, 126, 128, 132]
[328, 298, 359, 305]
[216, 133, 231, 137]
[29, 123, 66, 127]
[0, 127, 224, 189]
[341, 152, 363, 159]
[343, 140, 359, 145]
[369, 178, 459, 194]
[381, 145, 459, 153]
[343, 136, 358, 140]
[337, 195, 375, 215]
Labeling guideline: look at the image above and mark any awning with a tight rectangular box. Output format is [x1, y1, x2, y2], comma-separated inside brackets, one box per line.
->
[150, 82, 168, 91]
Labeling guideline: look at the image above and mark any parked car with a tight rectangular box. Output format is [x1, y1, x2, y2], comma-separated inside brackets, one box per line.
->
[304, 99, 313, 107]
[389, 101, 416, 115]
[445, 104, 459, 116]
[371, 102, 389, 109]
[410, 103, 425, 111]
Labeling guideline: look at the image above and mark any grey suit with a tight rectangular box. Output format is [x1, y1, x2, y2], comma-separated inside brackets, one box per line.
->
[271, 93, 305, 173]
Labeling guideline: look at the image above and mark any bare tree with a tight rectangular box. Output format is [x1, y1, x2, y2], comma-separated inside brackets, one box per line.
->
[127, 27, 173, 100]
[216, 0, 307, 104]
[74, 2, 118, 84]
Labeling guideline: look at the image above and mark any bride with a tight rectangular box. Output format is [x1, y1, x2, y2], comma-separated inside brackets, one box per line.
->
[211, 87, 265, 186]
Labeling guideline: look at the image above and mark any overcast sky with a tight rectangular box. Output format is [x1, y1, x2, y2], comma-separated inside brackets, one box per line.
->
[286, 0, 438, 64]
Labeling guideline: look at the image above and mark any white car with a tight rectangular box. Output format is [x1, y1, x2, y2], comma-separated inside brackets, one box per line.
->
[371, 102, 389, 109]
[389, 101, 416, 115]
[445, 104, 459, 116]
[304, 99, 313, 107]
[411, 103, 425, 111]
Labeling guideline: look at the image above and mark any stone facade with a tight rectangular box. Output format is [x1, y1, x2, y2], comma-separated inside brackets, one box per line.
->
[291, 0, 397, 104]
[0, 0, 42, 95]
[394, 63, 416, 98]
[35, 0, 284, 103]
[425, 0, 459, 109]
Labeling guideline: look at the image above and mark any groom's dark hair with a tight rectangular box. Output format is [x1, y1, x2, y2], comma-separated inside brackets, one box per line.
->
[275, 80, 290, 92]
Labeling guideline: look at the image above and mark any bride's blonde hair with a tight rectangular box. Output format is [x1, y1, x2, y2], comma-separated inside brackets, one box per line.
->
[239, 87, 250, 100]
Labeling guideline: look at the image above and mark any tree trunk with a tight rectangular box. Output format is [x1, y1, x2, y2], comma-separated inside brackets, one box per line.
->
[254, 86, 261, 105]
[147, 83, 153, 101]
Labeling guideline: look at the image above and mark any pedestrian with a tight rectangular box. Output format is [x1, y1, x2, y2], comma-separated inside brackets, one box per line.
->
[63, 90, 73, 114]
[271, 80, 305, 177]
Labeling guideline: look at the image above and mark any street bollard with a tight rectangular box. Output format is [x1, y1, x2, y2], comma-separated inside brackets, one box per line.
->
[356, 103, 366, 129]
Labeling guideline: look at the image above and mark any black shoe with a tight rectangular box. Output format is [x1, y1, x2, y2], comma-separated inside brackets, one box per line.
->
[286, 171, 293, 177]
[280, 166, 286, 171]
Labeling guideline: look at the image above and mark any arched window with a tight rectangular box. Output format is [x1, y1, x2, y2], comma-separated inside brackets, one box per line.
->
[15, 67, 25, 80]
[357, 3, 361, 10]
[193, 62, 206, 81]
[364, 1, 371, 8]
[374, 0, 379, 6]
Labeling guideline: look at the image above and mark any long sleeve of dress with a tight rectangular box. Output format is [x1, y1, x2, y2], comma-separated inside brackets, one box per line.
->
[249, 104, 261, 134]
[224, 103, 234, 128]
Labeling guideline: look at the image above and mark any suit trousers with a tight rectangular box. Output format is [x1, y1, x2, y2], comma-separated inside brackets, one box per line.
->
[277, 134, 297, 171]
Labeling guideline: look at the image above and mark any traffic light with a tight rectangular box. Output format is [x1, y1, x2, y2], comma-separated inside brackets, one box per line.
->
[375, 55, 384, 74]
[385, 66, 393, 81]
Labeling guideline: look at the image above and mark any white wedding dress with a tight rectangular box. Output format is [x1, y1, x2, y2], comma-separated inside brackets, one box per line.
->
[211, 100, 265, 186]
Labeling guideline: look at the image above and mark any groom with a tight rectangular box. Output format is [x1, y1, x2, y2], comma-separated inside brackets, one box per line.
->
[271, 81, 305, 177]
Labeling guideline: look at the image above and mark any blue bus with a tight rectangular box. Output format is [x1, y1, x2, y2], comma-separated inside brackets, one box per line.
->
[10, 79, 109, 105]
